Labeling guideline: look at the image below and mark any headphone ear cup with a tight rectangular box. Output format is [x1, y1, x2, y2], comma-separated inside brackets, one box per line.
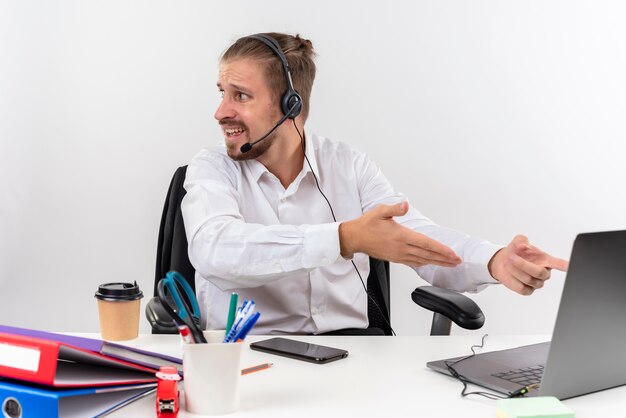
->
[282, 90, 302, 119]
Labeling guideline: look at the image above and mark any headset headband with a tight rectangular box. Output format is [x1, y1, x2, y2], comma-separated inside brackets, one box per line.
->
[247, 34, 302, 119]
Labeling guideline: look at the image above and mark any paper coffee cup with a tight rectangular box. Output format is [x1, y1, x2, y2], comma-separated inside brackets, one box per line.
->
[95, 282, 143, 341]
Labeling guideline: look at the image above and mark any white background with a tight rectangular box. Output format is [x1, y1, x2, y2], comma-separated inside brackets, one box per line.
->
[1, 1, 625, 335]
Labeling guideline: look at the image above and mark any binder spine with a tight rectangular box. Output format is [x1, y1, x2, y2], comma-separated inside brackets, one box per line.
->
[0, 382, 59, 418]
[0, 332, 58, 385]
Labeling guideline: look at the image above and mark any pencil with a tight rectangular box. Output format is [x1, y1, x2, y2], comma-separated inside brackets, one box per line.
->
[241, 363, 273, 375]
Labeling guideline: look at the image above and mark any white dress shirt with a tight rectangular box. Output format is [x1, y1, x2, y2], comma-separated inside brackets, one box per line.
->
[182, 133, 501, 334]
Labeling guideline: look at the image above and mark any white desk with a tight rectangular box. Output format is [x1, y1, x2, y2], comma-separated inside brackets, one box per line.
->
[109, 334, 622, 417]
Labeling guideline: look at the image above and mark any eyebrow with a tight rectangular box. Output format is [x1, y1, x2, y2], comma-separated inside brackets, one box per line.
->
[216, 82, 251, 93]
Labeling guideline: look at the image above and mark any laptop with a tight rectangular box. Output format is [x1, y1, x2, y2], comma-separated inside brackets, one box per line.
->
[427, 230, 626, 400]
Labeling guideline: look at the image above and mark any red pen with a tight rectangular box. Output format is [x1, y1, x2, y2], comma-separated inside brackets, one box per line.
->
[178, 325, 195, 344]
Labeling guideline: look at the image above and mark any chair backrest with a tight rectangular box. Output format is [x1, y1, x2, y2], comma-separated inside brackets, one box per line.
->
[153, 165, 392, 335]
[154, 166, 195, 298]
[366, 258, 391, 335]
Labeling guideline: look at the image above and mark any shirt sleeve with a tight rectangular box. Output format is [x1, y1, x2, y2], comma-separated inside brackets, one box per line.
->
[353, 150, 502, 292]
[181, 149, 342, 291]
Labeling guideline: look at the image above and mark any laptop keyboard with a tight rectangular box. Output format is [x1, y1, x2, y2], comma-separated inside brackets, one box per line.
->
[492, 365, 544, 387]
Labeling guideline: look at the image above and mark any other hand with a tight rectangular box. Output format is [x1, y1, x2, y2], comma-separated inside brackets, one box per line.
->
[339, 202, 462, 268]
[489, 235, 569, 295]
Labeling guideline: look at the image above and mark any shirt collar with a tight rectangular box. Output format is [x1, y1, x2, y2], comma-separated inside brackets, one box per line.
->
[242, 131, 320, 183]
[302, 132, 320, 179]
[243, 158, 267, 183]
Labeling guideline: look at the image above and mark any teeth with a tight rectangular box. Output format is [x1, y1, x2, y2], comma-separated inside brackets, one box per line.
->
[225, 128, 244, 136]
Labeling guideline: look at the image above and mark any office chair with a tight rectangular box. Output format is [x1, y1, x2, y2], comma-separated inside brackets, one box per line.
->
[147, 166, 485, 336]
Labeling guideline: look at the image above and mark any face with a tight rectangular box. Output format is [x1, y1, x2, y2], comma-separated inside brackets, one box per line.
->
[215, 58, 282, 161]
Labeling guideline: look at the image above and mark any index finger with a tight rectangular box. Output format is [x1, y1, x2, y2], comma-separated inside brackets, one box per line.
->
[544, 256, 569, 272]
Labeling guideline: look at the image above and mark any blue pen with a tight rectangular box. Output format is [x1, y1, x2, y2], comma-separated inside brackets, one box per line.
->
[240, 300, 254, 318]
[232, 311, 261, 342]
[224, 310, 255, 343]
[232, 301, 254, 330]
[223, 301, 255, 343]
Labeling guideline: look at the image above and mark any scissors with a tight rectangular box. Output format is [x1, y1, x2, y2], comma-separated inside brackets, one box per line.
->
[156, 271, 207, 344]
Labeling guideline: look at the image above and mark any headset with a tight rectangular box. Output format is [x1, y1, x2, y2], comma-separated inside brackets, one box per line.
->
[239, 34, 303, 153]
[249, 34, 302, 118]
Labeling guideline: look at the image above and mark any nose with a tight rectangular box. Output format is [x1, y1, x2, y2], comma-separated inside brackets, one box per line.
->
[214, 97, 236, 121]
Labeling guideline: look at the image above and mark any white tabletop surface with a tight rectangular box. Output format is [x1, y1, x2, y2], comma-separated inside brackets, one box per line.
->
[104, 334, 624, 417]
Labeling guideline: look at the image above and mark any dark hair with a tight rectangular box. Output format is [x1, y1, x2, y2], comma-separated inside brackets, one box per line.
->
[221, 32, 316, 121]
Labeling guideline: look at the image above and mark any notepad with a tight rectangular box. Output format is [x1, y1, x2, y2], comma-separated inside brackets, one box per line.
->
[496, 396, 575, 418]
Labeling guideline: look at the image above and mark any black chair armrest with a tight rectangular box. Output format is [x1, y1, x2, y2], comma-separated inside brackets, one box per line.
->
[411, 286, 485, 330]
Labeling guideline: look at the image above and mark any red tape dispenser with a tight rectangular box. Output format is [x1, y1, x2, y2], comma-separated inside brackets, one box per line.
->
[156, 366, 181, 417]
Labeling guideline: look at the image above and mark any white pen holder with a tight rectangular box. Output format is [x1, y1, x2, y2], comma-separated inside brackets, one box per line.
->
[182, 330, 243, 415]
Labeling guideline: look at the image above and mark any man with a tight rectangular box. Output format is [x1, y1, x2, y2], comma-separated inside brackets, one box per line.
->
[181, 32, 568, 334]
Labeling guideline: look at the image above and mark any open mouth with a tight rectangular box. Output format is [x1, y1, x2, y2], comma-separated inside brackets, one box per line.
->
[223, 127, 245, 140]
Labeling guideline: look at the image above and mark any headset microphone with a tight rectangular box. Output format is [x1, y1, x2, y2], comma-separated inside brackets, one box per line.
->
[239, 100, 300, 153]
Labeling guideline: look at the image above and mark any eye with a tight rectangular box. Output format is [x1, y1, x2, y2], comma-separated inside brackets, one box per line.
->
[219, 90, 225, 98]
[236, 92, 250, 101]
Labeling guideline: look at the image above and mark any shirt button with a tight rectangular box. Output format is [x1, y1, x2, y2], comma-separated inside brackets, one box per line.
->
[279, 197, 286, 203]
[311, 307, 318, 315]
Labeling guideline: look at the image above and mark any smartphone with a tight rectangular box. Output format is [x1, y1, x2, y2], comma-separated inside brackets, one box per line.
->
[249, 337, 349, 364]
